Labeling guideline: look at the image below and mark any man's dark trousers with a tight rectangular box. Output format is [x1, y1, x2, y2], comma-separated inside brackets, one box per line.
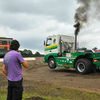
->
[7, 78, 23, 100]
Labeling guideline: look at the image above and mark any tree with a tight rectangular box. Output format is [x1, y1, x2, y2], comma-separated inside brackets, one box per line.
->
[92, 47, 97, 51]
[21, 49, 33, 57]
[34, 52, 41, 57]
[19, 49, 43, 57]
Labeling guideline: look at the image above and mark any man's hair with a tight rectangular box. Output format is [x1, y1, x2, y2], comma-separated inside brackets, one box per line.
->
[10, 40, 20, 50]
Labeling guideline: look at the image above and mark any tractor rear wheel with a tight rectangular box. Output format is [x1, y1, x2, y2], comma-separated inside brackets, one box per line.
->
[75, 58, 92, 74]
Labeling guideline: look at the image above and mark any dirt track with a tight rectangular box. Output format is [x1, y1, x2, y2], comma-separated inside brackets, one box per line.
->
[0, 57, 100, 94]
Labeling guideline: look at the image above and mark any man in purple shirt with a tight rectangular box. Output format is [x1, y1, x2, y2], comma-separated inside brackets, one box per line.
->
[2, 40, 28, 100]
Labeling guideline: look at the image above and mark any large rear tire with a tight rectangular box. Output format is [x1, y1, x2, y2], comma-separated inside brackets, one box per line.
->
[75, 58, 92, 74]
[48, 58, 56, 69]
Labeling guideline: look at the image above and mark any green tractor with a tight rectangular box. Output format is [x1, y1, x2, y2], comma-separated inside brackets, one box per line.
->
[44, 35, 100, 74]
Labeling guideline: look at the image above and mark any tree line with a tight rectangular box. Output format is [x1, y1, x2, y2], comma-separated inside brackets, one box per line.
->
[19, 49, 44, 57]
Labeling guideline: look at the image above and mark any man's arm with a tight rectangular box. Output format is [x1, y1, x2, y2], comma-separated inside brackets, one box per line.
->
[17, 51, 28, 68]
[22, 60, 28, 68]
[2, 64, 7, 76]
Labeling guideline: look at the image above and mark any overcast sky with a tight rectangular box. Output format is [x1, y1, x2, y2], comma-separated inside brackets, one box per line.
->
[0, 0, 100, 54]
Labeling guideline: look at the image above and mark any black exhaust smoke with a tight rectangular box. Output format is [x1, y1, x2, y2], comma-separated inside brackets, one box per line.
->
[74, 0, 100, 52]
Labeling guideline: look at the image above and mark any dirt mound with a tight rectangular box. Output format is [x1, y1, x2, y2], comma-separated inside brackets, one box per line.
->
[25, 96, 45, 100]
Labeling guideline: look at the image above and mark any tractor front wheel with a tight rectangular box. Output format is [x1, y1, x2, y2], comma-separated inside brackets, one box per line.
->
[48, 58, 56, 69]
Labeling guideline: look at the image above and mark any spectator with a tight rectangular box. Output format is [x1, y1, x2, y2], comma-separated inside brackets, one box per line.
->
[2, 40, 28, 100]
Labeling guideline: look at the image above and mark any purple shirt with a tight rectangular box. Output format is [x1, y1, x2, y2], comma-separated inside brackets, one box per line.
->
[3, 50, 25, 81]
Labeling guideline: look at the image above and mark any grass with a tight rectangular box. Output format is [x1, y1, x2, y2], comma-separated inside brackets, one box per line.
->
[23, 81, 100, 100]
[1, 80, 100, 100]
[0, 89, 7, 100]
